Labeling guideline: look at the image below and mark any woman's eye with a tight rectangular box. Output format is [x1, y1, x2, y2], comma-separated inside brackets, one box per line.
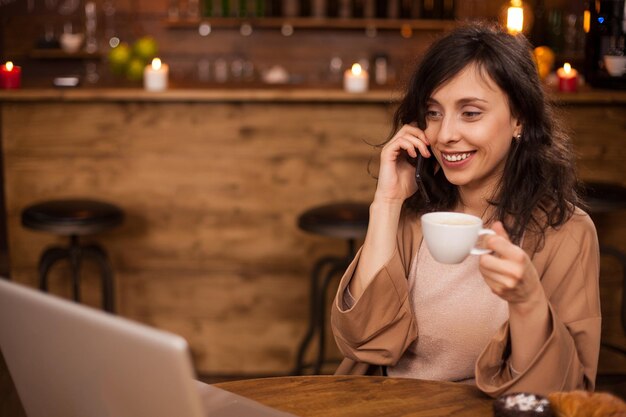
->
[426, 110, 442, 120]
[462, 110, 482, 118]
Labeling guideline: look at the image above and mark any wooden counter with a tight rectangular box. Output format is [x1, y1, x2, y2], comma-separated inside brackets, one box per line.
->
[1, 88, 625, 376]
[0, 88, 403, 103]
[1, 87, 626, 104]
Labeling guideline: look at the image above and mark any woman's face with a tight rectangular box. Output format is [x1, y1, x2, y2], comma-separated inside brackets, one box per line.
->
[424, 64, 521, 195]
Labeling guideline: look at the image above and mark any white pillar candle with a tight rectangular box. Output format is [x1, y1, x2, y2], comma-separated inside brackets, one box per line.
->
[144, 58, 169, 92]
[343, 63, 369, 93]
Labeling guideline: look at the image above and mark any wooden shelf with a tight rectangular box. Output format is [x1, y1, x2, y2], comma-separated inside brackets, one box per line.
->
[164, 17, 457, 31]
[29, 49, 102, 60]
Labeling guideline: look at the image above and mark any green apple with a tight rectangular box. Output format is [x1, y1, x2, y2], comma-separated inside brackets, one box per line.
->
[126, 57, 145, 81]
[108, 43, 131, 75]
[133, 36, 158, 62]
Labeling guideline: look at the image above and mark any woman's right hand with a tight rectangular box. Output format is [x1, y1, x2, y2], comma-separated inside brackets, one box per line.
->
[374, 123, 431, 204]
[349, 124, 431, 298]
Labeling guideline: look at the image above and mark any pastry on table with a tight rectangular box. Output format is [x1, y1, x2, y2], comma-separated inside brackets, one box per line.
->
[548, 390, 626, 417]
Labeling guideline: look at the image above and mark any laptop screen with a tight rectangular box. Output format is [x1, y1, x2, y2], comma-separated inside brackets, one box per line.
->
[0, 279, 296, 417]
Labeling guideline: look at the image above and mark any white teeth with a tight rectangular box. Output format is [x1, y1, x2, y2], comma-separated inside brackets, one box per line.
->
[443, 152, 471, 162]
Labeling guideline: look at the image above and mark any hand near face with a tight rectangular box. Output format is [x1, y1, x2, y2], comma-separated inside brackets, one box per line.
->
[375, 124, 431, 204]
[479, 222, 545, 308]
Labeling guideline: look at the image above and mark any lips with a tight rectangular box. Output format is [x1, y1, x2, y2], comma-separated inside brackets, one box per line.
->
[441, 151, 476, 163]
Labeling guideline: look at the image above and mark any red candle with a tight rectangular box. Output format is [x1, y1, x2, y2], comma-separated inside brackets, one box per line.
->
[557, 62, 577, 93]
[0, 61, 21, 89]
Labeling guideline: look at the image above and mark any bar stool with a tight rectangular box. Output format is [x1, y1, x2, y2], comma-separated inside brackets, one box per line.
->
[583, 182, 626, 354]
[294, 201, 369, 375]
[21, 199, 124, 313]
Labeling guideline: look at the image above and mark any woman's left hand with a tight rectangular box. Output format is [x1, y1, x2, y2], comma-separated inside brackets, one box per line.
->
[479, 222, 545, 308]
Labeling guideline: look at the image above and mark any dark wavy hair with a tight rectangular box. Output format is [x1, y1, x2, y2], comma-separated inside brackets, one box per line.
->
[390, 22, 580, 246]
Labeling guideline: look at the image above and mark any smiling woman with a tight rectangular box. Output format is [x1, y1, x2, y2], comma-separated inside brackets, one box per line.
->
[331, 22, 601, 398]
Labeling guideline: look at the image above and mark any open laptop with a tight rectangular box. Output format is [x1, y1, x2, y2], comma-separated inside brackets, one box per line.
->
[0, 278, 297, 417]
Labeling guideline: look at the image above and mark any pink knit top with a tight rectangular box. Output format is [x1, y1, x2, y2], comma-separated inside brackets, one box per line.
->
[386, 240, 509, 383]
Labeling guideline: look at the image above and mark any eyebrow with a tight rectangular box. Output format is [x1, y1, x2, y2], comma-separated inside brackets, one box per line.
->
[427, 97, 489, 106]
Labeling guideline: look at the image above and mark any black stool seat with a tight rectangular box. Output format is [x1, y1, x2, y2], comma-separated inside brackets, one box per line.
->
[21, 199, 124, 313]
[294, 201, 369, 375]
[582, 181, 626, 215]
[22, 199, 124, 236]
[298, 202, 370, 240]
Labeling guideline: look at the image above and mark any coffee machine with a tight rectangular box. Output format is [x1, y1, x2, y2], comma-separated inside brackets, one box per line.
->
[585, 0, 626, 89]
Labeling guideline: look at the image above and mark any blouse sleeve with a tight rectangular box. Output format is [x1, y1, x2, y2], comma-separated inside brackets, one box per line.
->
[330, 244, 418, 366]
[475, 211, 601, 397]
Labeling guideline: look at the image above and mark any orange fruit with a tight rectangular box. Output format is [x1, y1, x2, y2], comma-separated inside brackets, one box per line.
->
[533, 46, 555, 80]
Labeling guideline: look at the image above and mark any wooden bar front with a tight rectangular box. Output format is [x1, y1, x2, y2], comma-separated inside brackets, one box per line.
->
[0, 89, 624, 376]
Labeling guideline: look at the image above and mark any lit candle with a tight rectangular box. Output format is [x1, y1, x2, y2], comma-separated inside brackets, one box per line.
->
[343, 63, 369, 93]
[143, 58, 169, 92]
[0, 61, 22, 90]
[557, 62, 578, 93]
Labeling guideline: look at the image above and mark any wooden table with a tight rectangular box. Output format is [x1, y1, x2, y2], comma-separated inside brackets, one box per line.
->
[214, 375, 493, 416]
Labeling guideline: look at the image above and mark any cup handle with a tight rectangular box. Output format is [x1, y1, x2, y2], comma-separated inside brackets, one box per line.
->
[470, 229, 496, 255]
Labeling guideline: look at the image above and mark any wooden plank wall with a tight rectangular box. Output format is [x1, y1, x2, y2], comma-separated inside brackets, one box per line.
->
[2, 99, 625, 376]
[1, 99, 391, 374]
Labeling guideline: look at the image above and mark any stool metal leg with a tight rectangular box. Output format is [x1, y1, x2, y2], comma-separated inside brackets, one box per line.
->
[295, 239, 362, 375]
[314, 260, 350, 375]
[83, 244, 116, 314]
[599, 244, 626, 356]
[294, 255, 343, 375]
[600, 244, 626, 334]
[68, 241, 82, 303]
[313, 239, 359, 373]
[38, 247, 69, 292]
[36, 238, 116, 314]
[347, 239, 356, 258]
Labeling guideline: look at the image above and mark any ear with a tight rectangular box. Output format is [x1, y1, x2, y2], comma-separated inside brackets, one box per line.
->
[512, 118, 523, 137]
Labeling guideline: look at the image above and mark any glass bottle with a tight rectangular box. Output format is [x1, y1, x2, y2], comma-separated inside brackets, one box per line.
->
[353, 0, 364, 18]
[283, 0, 299, 17]
[202, 0, 212, 16]
[442, 0, 454, 19]
[339, 0, 351, 18]
[374, 0, 385, 17]
[84, 1, 98, 53]
[327, 0, 339, 17]
[188, 0, 200, 18]
[387, 0, 399, 18]
[168, 0, 180, 19]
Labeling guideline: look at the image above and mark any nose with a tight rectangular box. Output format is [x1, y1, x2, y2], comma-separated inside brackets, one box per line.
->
[435, 115, 461, 145]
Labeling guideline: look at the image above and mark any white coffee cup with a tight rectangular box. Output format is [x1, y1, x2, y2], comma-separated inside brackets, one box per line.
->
[603, 55, 626, 77]
[421, 212, 495, 264]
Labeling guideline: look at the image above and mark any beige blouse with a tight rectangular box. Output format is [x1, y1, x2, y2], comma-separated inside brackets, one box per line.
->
[331, 207, 601, 397]
[386, 241, 509, 382]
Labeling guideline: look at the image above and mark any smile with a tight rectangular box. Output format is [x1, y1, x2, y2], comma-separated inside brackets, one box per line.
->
[441, 151, 475, 162]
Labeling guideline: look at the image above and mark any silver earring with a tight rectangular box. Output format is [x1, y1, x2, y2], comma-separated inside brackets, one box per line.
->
[515, 133, 522, 141]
